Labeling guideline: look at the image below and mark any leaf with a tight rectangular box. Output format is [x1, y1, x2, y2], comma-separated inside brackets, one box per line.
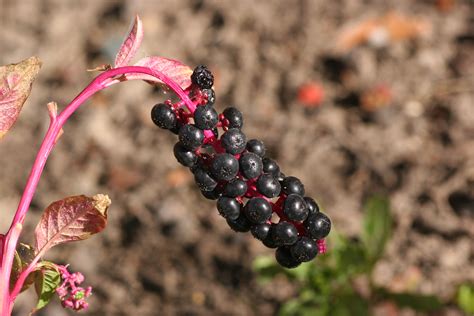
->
[457, 284, 474, 314]
[114, 15, 144, 67]
[34, 194, 111, 255]
[33, 267, 61, 311]
[0, 56, 42, 139]
[361, 196, 392, 263]
[119, 56, 193, 90]
[379, 290, 443, 312]
[10, 243, 37, 292]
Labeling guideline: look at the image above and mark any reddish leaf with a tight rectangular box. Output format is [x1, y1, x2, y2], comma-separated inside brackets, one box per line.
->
[110, 56, 192, 90]
[34, 194, 111, 255]
[0, 56, 42, 139]
[114, 15, 144, 67]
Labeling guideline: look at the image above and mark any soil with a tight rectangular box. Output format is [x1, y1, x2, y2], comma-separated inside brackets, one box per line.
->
[0, 0, 473, 315]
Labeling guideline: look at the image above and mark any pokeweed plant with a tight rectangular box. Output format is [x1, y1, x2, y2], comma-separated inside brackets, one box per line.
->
[0, 15, 331, 315]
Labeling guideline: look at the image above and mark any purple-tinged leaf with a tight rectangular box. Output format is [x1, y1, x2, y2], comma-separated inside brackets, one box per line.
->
[106, 56, 193, 90]
[0, 56, 42, 139]
[34, 194, 111, 255]
[114, 15, 144, 67]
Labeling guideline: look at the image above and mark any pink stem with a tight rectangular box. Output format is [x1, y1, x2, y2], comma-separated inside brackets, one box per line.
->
[0, 66, 197, 315]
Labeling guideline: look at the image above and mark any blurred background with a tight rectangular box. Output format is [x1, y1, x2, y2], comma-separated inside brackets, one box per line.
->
[1, 0, 473, 315]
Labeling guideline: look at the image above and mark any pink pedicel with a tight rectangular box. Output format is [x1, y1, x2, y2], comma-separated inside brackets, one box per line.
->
[56, 265, 92, 311]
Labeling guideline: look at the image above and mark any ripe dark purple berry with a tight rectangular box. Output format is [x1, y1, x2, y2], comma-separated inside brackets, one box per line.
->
[304, 197, 319, 215]
[246, 139, 266, 157]
[239, 152, 263, 179]
[223, 107, 243, 129]
[201, 188, 222, 200]
[256, 174, 281, 198]
[290, 237, 318, 262]
[227, 214, 252, 232]
[304, 212, 331, 239]
[151, 103, 177, 129]
[283, 194, 309, 222]
[173, 142, 198, 167]
[202, 88, 215, 106]
[272, 221, 298, 246]
[244, 197, 272, 224]
[275, 247, 301, 268]
[194, 104, 218, 130]
[224, 178, 248, 197]
[221, 128, 247, 154]
[193, 168, 218, 192]
[262, 158, 280, 177]
[251, 223, 271, 241]
[217, 197, 242, 220]
[281, 176, 305, 196]
[179, 124, 204, 150]
[191, 65, 214, 89]
[210, 153, 239, 181]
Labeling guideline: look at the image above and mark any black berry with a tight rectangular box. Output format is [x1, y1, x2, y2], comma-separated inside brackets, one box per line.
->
[194, 104, 218, 130]
[191, 65, 214, 89]
[179, 124, 204, 150]
[217, 197, 242, 220]
[227, 214, 251, 232]
[244, 197, 272, 224]
[251, 223, 271, 241]
[151, 103, 177, 130]
[223, 107, 243, 129]
[224, 178, 248, 197]
[283, 194, 309, 222]
[210, 153, 239, 181]
[256, 174, 281, 198]
[290, 237, 318, 262]
[281, 176, 305, 196]
[239, 153, 263, 179]
[202, 88, 215, 106]
[304, 212, 331, 239]
[246, 139, 266, 157]
[272, 221, 298, 246]
[221, 128, 247, 154]
[262, 158, 280, 177]
[201, 188, 222, 200]
[304, 197, 319, 215]
[193, 168, 217, 192]
[275, 247, 301, 268]
[173, 142, 198, 167]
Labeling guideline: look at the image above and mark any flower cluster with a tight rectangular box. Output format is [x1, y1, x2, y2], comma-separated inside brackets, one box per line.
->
[56, 265, 92, 311]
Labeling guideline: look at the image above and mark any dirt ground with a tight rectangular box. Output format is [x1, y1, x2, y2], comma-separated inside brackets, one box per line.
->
[0, 0, 473, 315]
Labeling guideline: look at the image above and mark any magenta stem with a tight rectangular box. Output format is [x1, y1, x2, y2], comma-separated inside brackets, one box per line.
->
[0, 66, 198, 315]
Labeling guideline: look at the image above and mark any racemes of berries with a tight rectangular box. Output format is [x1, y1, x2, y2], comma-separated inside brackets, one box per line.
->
[150, 65, 331, 268]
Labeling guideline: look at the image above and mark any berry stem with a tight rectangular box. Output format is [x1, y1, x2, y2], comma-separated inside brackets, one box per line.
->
[0, 66, 200, 316]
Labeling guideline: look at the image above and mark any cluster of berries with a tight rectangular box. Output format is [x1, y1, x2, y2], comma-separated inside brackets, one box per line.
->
[151, 65, 331, 268]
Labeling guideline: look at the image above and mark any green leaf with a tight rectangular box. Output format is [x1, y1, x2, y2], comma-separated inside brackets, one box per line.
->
[33, 267, 61, 311]
[457, 284, 474, 314]
[380, 290, 443, 312]
[9, 243, 37, 292]
[329, 291, 369, 316]
[361, 196, 392, 263]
